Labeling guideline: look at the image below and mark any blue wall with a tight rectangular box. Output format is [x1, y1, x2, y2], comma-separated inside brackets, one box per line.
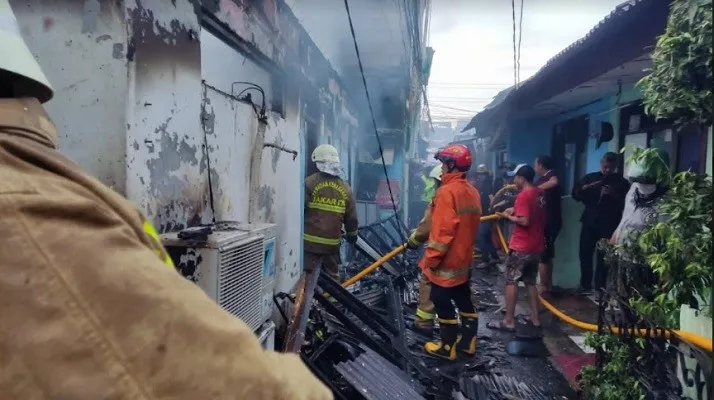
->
[506, 96, 626, 175]
[503, 89, 637, 288]
[507, 121, 552, 166]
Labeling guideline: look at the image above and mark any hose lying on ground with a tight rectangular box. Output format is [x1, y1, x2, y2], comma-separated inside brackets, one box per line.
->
[342, 214, 713, 353]
[492, 223, 713, 353]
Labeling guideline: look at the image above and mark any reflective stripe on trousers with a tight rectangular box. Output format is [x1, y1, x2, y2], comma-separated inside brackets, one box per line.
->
[303, 233, 341, 246]
[431, 266, 470, 280]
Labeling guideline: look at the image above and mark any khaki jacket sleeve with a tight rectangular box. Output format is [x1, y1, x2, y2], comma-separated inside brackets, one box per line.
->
[343, 185, 359, 239]
[409, 203, 433, 247]
[0, 188, 332, 400]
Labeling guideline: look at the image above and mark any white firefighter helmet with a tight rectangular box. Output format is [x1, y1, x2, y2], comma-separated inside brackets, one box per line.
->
[429, 163, 443, 182]
[311, 144, 340, 164]
[0, 0, 53, 103]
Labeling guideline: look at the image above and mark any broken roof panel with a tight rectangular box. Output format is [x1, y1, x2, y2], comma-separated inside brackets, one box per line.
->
[334, 345, 426, 400]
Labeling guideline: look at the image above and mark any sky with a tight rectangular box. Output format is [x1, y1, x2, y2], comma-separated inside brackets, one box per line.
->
[427, 0, 625, 123]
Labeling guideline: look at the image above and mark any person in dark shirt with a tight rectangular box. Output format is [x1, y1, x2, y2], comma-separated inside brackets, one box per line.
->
[492, 162, 515, 193]
[572, 152, 630, 294]
[472, 164, 499, 268]
[534, 155, 562, 294]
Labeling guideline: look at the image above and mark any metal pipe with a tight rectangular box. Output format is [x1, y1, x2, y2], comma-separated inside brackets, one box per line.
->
[341, 244, 407, 288]
[263, 142, 298, 160]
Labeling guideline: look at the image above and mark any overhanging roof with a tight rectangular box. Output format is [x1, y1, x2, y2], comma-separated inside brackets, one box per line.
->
[462, 0, 671, 133]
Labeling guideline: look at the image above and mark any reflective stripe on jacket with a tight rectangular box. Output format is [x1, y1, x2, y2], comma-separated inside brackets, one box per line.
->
[304, 172, 358, 254]
[421, 175, 436, 203]
[141, 217, 175, 267]
[419, 171, 481, 287]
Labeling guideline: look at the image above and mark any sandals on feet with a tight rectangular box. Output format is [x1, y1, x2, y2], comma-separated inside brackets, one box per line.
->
[487, 320, 516, 332]
[517, 314, 542, 328]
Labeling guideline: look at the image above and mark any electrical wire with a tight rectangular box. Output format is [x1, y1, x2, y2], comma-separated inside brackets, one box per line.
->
[517, 0, 524, 85]
[511, 0, 518, 88]
[343, 0, 405, 239]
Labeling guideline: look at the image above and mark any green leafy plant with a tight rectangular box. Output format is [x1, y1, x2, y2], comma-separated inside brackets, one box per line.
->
[608, 147, 712, 326]
[637, 170, 712, 320]
[580, 333, 646, 400]
[638, 0, 713, 125]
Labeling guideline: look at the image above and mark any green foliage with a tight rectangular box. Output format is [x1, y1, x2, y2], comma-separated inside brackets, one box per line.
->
[580, 333, 646, 400]
[639, 0, 713, 125]
[625, 145, 672, 186]
[637, 170, 712, 319]
[607, 147, 712, 326]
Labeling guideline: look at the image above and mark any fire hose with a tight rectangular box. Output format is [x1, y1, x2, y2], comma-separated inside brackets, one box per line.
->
[342, 214, 713, 353]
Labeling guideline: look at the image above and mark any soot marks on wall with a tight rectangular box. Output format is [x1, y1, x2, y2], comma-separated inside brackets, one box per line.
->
[127, 0, 200, 84]
[257, 184, 275, 222]
[126, 0, 207, 231]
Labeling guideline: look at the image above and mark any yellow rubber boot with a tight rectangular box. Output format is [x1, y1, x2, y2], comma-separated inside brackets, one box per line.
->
[424, 320, 461, 361]
[457, 312, 479, 356]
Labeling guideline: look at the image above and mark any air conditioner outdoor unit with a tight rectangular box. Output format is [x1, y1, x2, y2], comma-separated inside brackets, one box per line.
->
[160, 223, 277, 332]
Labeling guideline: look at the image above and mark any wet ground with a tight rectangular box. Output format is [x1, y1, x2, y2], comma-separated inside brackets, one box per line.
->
[470, 265, 577, 399]
[403, 263, 580, 399]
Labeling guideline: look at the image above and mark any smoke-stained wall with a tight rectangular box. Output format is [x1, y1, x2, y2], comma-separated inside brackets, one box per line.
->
[14, 0, 359, 295]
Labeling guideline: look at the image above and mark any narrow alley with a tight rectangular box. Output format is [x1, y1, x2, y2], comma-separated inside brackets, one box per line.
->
[1, 0, 712, 399]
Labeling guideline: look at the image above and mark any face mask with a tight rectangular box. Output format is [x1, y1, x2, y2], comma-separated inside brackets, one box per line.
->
[626, 160, 645, 181]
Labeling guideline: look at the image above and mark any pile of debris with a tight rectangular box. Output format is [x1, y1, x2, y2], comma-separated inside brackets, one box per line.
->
[275, 215, 549, 400]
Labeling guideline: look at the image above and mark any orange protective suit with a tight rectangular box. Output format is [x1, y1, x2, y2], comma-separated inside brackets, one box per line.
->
[419, 171, 482, 288]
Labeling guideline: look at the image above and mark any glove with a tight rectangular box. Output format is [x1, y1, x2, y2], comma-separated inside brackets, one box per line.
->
[345, 243, 357, 263]
[407, 236, 421, 250]
[345, 233, 358, 245]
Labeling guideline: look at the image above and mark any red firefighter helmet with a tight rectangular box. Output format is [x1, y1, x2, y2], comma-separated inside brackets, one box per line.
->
[435, 144, 472, 171]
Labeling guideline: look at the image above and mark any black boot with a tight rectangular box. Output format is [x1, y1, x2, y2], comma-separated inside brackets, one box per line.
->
[424, 320, 461, 361]
[457, 312, 479, 356]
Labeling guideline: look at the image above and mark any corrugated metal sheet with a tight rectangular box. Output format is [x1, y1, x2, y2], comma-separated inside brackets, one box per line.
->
[462, 0, 653, 133]
[334, 346, 426, 400]
[459, 374, 550, 400]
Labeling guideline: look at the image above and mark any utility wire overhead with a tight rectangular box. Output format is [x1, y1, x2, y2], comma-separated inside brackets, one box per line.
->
[517, 0, 524, 85]
[429, 104, 480, 113]
[511, 0, 518, 88]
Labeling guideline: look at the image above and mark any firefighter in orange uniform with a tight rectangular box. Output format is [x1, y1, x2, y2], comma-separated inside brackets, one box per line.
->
[421, 144, 482, 360]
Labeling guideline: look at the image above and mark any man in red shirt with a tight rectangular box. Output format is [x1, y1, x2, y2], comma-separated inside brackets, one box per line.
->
[487, 164, 546, 331]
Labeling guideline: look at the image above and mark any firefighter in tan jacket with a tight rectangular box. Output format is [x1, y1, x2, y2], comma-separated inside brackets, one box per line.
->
[406, 163, 442, 334]
[304, 144, 359, 280]
[0, 2, 331, 399]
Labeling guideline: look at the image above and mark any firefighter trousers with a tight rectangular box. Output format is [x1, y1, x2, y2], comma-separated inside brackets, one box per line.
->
[430, 282, 477, 321]
[415, 273, 435, 328]
[304, 251, 340, 281]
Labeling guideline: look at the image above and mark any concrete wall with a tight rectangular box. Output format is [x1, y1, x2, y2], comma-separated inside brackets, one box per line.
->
[15, 0, 359, 295]
[13, 0, 129, 194]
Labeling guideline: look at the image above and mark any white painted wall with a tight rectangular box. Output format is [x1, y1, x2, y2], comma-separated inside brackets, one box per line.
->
[16, 0, 358, 299]
[13, 0, 128, 193]
[124, 0, 209, 232]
